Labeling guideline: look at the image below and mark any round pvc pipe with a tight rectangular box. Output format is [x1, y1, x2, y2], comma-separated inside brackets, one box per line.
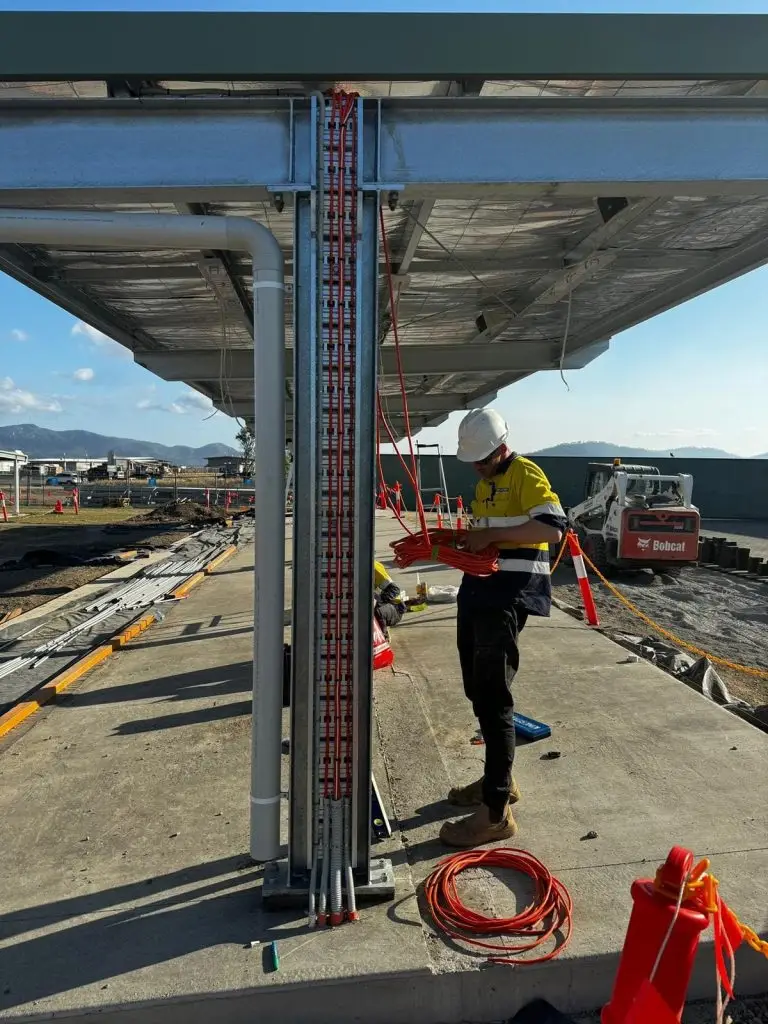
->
[0, 208, 285, 862]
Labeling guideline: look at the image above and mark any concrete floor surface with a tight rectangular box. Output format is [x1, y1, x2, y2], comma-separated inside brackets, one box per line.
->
[0, 516, 765, 1023]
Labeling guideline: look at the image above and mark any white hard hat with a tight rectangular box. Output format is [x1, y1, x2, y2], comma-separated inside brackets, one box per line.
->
[456, 408, 509, 463]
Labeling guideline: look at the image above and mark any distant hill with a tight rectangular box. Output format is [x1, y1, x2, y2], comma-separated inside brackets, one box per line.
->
[0, 424, 237, 466]
[529, 441, 741, 459]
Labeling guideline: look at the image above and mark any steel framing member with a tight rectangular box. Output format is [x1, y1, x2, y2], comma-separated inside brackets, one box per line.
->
[289, 96, 378, 892]
[137, 341, 608, 382]
[3, 98, 768, 203]
[1, 12, 768, 81]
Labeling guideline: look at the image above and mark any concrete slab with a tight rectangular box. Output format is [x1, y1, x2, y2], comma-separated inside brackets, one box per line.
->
[0, 516, 765, 1023]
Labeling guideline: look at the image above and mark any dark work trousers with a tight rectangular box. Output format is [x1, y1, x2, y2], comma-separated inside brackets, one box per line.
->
[456, 595, 528, 817]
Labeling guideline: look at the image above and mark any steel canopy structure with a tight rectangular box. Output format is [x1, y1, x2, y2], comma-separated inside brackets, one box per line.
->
[3, 11, 768, 894]
[0, 13, 767, 438]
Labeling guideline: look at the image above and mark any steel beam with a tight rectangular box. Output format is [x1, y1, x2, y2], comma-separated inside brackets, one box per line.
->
[175, 201, 254, 334]
[2, 13, 768, 81]
[394, 200, 436, 274]
[475, 198, 661, 343]
[225, 394, 478, 418]
[32, 249, 707, 283]
[3, 98, 768, 202]
[0, 243, 156, 352]
[0, 100, 292, 201]
[378, 98, 768, 198]
[138, 339, 607, 383]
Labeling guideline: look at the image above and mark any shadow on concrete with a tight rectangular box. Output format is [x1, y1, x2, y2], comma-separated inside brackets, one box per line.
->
[396, 800, 454, 834]
[114, 699, 252, 735]
[65, 661, 252, 709]
[0, 852, 311, 1014]
[128, 625, 253, 651]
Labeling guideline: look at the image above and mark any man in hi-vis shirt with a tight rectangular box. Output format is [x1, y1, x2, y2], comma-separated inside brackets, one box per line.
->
[440, 409, 566, 847]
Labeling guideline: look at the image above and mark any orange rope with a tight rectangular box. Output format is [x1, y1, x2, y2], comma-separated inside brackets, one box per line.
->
[424, 847, 573, 964]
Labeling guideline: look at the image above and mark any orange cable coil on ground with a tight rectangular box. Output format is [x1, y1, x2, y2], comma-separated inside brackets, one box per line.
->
[424, 846, 573, 965]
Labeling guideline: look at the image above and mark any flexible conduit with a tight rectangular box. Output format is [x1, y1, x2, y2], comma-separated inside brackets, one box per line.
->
[0, 209, 285, 862]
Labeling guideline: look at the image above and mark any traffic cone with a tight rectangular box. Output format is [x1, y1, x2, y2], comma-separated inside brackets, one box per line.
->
[434, 493, 443, 529]
[456, 496, 465, 531]
[53, 499, 64, 515]
[566, 532, 599, 626]
[373, 613, 394, 670]
[394, 482, 402, 516]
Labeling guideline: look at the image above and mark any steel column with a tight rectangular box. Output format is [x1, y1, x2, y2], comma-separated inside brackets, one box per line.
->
[289, 190, 319, 878]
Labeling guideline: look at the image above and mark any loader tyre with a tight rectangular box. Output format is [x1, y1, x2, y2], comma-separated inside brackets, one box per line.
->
[581, 534, 610, 576]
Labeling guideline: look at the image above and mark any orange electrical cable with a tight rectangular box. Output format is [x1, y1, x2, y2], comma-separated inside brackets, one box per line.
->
[424, 847, 573, 965]
[377, 211, 498, 577]
[390, 528, 499, 576]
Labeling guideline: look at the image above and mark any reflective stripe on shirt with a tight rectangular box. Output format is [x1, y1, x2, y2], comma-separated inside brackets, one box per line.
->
[497, 557, 551, 575]
[528, 502, 566, 519]
[474, 514, 529, 529]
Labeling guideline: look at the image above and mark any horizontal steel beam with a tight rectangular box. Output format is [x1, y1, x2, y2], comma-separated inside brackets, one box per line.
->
[136, 340, 604, 382]
[378, 98, 768, 198]
[222, 395, 465, 418]
[2, 13, 768, 80]
[2, 97, 768, 201]
[29, 249, 709, 284]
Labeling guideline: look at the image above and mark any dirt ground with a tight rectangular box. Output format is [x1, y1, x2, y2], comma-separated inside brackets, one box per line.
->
[552, 563, 768, 709]
[0, 508, 193, 617]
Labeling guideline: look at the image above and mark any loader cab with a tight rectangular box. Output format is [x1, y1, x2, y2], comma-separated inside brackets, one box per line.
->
[584, 462, 662, 502]
[584, 463, 614, 499]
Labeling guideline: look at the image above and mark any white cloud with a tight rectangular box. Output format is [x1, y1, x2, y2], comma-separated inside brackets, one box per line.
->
[71, 320, 130, 360]
[9, 328, 28, 342]
[72, 367, 95, 382]
[0, 376, 63, 414]
[136, 391, 214, 416]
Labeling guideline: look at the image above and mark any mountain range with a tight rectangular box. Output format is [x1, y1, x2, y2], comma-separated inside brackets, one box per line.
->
[529, 441, 766, 459]
[0, 424, 238, 465]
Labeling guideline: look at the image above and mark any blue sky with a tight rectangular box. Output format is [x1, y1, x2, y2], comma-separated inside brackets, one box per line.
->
[1, 0, 767, 453]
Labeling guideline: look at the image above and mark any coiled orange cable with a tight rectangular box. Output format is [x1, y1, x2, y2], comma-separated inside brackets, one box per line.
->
[390, 527, 499, 576]
[424, 847, 573, 965]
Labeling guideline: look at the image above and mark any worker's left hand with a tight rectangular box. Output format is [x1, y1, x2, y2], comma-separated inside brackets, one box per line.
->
[456, 528, 495, 553]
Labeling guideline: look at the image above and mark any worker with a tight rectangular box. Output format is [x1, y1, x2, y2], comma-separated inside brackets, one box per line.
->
[374, 560, 405, 632]
[440, 408, 566, 848]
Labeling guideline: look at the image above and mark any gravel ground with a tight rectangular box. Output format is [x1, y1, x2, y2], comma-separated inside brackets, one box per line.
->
[0, 528, 191, 617]
[574, 994, 768, 1021]
[552, 564, 768, 709]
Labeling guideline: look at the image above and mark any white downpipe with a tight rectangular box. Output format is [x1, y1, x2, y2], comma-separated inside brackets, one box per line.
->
[0, 208, 285, 862]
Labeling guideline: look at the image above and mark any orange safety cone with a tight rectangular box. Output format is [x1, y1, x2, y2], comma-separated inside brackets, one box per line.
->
[566, 532, 599, 626]
[394, 481, 402, 516]
[53, 499, 64, 515]
[373, 614, 394, 670]
[0, 491, 7, 523]
[434, 493, 444, 529]
[456, 496, 465, 531]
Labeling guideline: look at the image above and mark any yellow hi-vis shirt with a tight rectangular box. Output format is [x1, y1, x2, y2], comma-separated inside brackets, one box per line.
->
[466, 455, 566, 615]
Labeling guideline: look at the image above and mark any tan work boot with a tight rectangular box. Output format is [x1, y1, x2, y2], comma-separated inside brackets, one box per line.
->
[447, 776, 521, 808]
[439, 804, 518, 848]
